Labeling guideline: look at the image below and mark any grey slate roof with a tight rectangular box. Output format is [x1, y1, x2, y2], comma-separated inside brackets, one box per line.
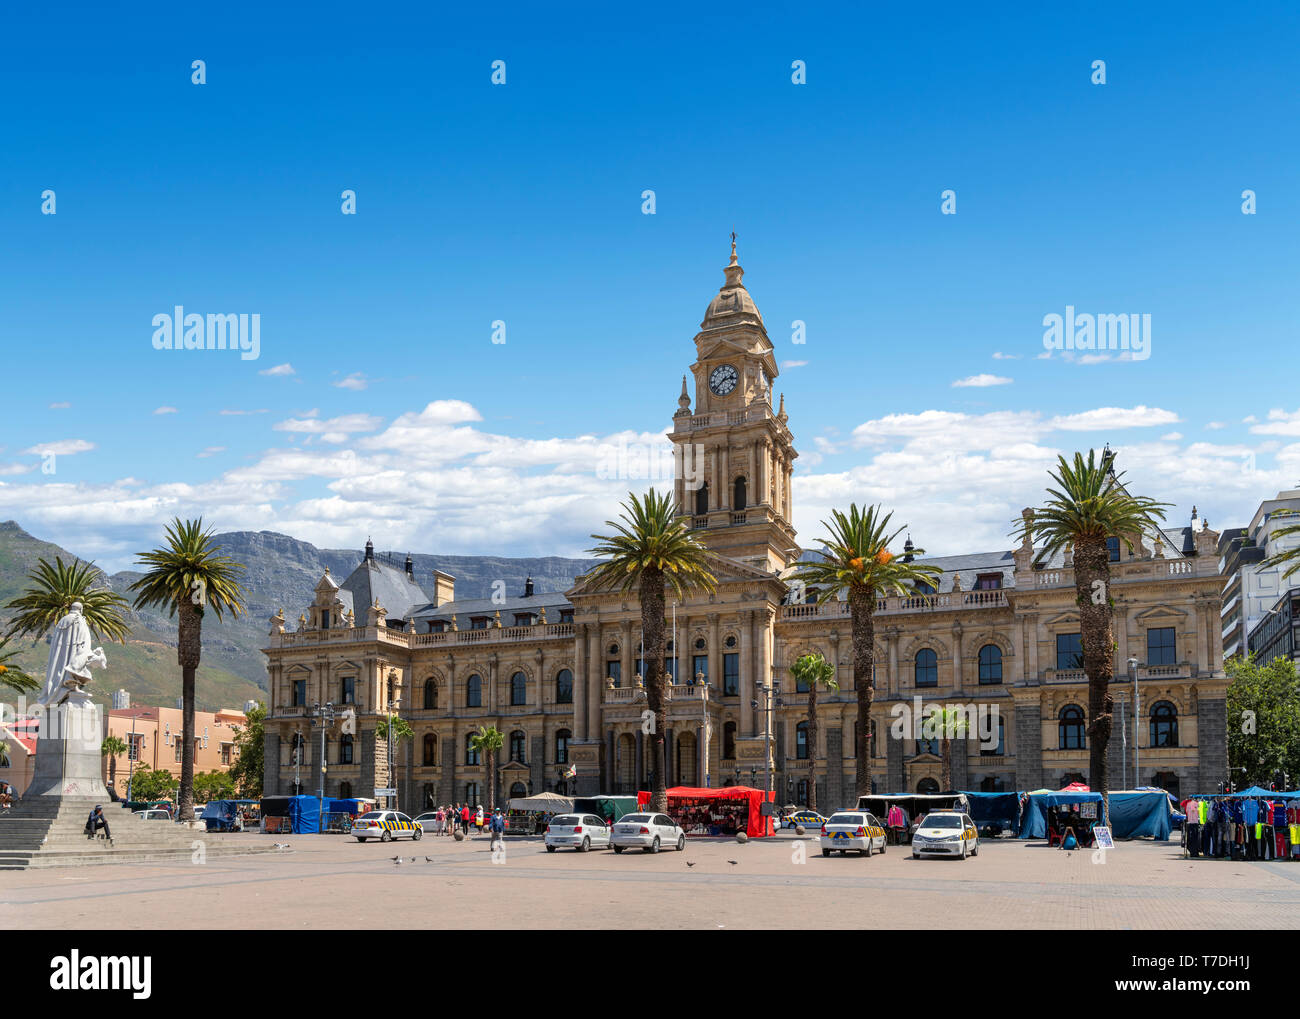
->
[409, 589, 572, 629]
[339, 557, 432, 623]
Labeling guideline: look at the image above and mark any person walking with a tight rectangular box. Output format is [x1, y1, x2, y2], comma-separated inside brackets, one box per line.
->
[490, 808, 505, 850]
[460, 803, 471, 835]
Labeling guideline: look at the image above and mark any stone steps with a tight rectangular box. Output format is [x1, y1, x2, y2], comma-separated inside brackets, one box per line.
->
[0, 843, 279, 870]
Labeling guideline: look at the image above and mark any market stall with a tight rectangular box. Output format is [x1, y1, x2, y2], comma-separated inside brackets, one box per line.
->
[1108, 790, 1173, 840]
[259, 794, 323, 834]
[663, 785, 774, 837]
[506, 791, 574, 834]
[855, 793, 971, 837]
[200, 799, 260, 832]
[572, 795, 642, 824]
[1019, 790, 1103, 843]
[961, 791, 1021, 836]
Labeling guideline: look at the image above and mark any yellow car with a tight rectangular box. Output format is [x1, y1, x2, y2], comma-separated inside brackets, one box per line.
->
[819, 811, 888, 857]
[352, 810, 423, 843]
[911, 811, 978, 859]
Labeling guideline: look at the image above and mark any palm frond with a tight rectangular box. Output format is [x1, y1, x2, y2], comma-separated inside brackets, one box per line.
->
[1011, 449, 1170, 560]
[3, 555, 130, 643]
[0, 638, 39, 695]
[129, 517, 247, 620]
[583, 489, 718, 599]
[1259, 520, 1300, 580]
[792, 503, 942, 601]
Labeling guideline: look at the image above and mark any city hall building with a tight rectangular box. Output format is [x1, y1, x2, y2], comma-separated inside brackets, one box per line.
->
[262, 246, 1229, 809]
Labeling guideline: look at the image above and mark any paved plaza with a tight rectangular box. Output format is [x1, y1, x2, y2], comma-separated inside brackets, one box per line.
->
[3, 831, 1298, 929]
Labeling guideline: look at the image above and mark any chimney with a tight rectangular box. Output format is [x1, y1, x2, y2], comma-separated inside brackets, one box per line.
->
[404, 553, 414, 578]
[364, 538, 375, 562]
[432, 570, 456, 608]
[524, 576, 535, 598]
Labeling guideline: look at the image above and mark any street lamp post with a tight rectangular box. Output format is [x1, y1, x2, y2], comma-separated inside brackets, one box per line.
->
[386, 671, 402, 813]
[1127, 658, 1140, 788]
[308, 701, 337, 823]
[125, 713, 139, 803]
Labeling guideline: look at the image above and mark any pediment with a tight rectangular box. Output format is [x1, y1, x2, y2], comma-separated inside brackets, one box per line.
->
[1133, 604, 1188, 624]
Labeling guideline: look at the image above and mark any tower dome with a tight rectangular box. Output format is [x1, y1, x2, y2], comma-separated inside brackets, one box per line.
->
[701, 233, 765, 330]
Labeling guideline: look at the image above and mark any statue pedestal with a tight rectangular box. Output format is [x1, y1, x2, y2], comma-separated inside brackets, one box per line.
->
[25, 701, 109, 800]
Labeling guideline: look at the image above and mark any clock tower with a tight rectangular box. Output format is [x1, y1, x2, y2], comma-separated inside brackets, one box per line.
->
[671, 238, 798, 573]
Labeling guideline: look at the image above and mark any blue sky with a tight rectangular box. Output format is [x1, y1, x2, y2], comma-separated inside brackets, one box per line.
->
[1, 2, 1297, 570]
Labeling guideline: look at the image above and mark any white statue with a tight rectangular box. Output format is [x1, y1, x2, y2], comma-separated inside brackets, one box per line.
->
[39, 602, 107, 707]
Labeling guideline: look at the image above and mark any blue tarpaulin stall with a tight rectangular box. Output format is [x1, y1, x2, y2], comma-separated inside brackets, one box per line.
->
[1215, 785, 1300, 798]
[961, 791, 1021, 836]
[287, 795, 322, 834]
[1108, 791, 1172, 840]
[1020, 790, 1102, 839]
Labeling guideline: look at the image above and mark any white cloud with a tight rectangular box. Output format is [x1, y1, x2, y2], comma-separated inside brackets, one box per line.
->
[1248, 408, 1300, 437]
[219, 408, 269, 416]
[19, 439, 95, 456]
[153, 406, 178, 415]
[196, 447, 226, 458]
[275, 413, 385, 445]
[952, 374, 1012, 388]
[48, 401, 70, 409]
[991, 352, 1020, 360]
[1205, 421, 1227, 431]
[1160, 432, 1183, 441]
[259, 363, 296, 377]
[781, 360, 808, 369]
[1046, 406, 1180, 432]
[334, 373, 369, 391]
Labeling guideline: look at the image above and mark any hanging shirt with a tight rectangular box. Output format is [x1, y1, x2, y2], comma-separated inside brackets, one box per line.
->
[1243, 799, 1259, 826]
[1198, 800, 1208, 825]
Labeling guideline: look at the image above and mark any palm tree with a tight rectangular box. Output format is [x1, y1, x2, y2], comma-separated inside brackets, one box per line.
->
[128, 518, 247, 822]
[789, 653, 837, 812]
[794, 504, 942, 798]
[585, 489, 717, 812]
[469, 725, 505, 813]
[4, 556, 130, 644]
[1259, 510, 1300, 580]
[0, 638, 40, 697]
[375, 713, 414, 809]
[101, 735, 128, 793]
[1012, 449, 1169, 821]
[929, 706, 970, 791]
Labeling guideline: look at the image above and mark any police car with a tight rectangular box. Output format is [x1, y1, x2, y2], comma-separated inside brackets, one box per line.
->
[782, 809, 828, 831]
[352, 810, 423, 842]
[911, 811, 978, 859]
[819, 811, 887, 856]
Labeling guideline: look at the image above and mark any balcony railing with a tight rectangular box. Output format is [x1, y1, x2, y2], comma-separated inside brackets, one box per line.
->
[779, 589, 1007, 621]
[272, 622, 575, 650]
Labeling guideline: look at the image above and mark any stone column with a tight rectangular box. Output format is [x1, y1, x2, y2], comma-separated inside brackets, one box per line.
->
[1196, 696, 1226, 794]
[1023, 612, 1040, 684]
[530, 734, 545, 794]
[665, 728, 674, 787]
[886, 629, 899, 697]
[740, 612, 755, 734]
[605, 729, 615, 792]
[587, 624, 602, 743]
[620, 621, 632, 688]
[708, 615, 720, 694]
[757, 608, 772, 733]
[951, 622, 964, 694]
[1013, 702, 1043, 790]
[886, 720, 904, 793]
[487, 654, 499, 711]
[262, 730, 281, 797]
[720, 448, 730, 509]
[826, 726, 843, 809]
[575, 623, 588, 740]
[635, 728, 644, 790]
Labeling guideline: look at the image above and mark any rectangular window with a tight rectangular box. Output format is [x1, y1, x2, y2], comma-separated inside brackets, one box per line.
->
[429, 621, 445, 634]
[1106, 536, 1121, 562]
[607, 660, 621, 687]
[723, 653, 740, 696]
[1055, 633, 1083, 671]
[559, 609, 574, 624]
[341, 676, 355, 704]
[128, 734, 141, 762]
[470, 617, 489, 630]
[692, 655, 708, 685]
[321, 609, 331, 630]
[1147, 627, 1176, 665]
[292, 680, 306, 706]
[665, 657, 677, 682]
[556, 733, 569, 764]
[975, 573, 1002, 590]
[174, 739, 182, 763]
[220, 743, 232, 765]
[513, 613, 535, 627]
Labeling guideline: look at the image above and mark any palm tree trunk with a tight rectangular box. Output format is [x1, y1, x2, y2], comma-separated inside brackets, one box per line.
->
[177, 599, 202, 823]
[941, 738, 951, 790]
[807, 682, 818, 812]
[1075, 536, 1114, 823]
[488, 749, 496, 813]
[849, 588, 877, 798]
[640, 570, 668, 812]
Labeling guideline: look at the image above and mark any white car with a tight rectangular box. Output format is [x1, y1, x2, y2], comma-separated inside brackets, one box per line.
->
[351, 810, 423, 842]
[544, 813, 610, 853]
[610, 812, 686, 854]
[911, 811, 979, 859]
[819, 811, 887, 857]
[134, 809, 171, 821]
[782, 809, 828, 831]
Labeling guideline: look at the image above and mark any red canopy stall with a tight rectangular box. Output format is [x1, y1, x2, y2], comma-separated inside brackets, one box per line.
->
[655, 786, 775, 837]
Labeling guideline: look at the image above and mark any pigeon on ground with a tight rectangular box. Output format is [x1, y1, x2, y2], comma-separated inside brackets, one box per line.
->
[685, 861, 697, 867]
[425, 856, 433, 862]
[392, 856, 403, 864]
[727, 859, 739, 866]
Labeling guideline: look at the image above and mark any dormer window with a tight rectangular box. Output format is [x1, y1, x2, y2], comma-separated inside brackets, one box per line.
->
[914, 580, 936, 595]
[470, 616, 490, 630]
[428, 621, 445, 634]
[559, 609, 574, 624]
[514, 612, 536, 627]
[974, 574, 1002, 591]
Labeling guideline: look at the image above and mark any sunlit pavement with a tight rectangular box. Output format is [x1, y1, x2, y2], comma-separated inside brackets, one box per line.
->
[3, 832, 1298, 930]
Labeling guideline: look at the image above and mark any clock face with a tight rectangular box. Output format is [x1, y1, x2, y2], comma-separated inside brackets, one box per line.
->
[709, 364, 739, 396]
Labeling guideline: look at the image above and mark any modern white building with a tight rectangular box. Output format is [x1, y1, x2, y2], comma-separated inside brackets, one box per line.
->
[1219, 489, 1300, 660]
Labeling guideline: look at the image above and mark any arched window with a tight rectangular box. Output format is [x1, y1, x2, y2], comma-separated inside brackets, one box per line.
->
[465, 733, 480, 766]
[695, 482, 709, 516]
[917, 777, 940, 794]
[339, 733, 354, 765]
[339, 781, 353, 798]
[723, 721, 737, 760]
[555, 669, 573, 704]
[1059, 705, 1086, 750]
[1149, 701, 1179, 748]
[510, 782, 527, 799]
[466, 674, 482, 708]
[509, 730, 527, 763]
[915, 648, 938, 687]
[511, 672, 527, 706]
[795, 721, 810, 760]
[733, 476, 747, 511]
[423, 678, 438, 710]
[980, 716, 1005, 756]
[556, 729, 571, 764]
[422, 733, 437, 766]
[978, 644, 1003, 685]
